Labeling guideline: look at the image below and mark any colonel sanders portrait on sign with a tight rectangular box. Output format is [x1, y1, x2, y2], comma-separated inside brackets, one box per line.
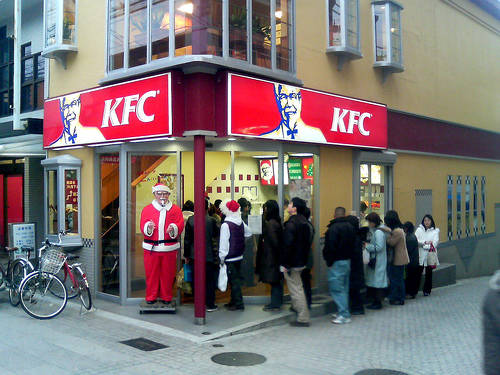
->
[260, 83, 326, 143]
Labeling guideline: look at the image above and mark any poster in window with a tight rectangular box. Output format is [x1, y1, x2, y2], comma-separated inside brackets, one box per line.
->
[302, 157, 314, 184]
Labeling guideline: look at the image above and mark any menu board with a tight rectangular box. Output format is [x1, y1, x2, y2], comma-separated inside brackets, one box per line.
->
[9, 223, 36, 260]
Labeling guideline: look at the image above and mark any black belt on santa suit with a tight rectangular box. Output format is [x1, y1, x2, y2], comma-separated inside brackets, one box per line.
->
[144, 239, 178, 245]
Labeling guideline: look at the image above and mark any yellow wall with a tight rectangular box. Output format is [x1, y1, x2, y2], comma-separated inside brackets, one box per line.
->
[318, 146, 353, 233]
[296, 0, 500, 132]
[393, 153, 500, 243]
[49, 1, 106, 97]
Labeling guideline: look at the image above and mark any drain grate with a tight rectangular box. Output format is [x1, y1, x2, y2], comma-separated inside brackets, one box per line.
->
[211, 352, 266, 367]
[120, 337, 169, 352]
[354, 370, 409, 375]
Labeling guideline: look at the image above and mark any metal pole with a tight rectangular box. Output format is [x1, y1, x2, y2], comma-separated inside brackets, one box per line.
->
[193, 135, 206, 325]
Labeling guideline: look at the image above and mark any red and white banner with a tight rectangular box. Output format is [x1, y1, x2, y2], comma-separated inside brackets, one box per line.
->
[228, 74, 387, 149]
[43, 73, 171, 148]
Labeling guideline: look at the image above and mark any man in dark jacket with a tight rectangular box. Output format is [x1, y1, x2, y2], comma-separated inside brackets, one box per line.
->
[282, 197, 311, 327]
[184, 199, 220, 311]
[323, 207, 356, 324]
[346, 215, 365, 315]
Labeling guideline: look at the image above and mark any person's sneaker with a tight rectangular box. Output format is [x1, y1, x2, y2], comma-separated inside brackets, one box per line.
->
[146, 300, 156, 305]
[290, 321, 310, 327]
[367, 303, 382, 310]
[227, 305, 244, 311]
[331, 313, 338, 319]
[331, 316, 351, 324]
[206, 305, 218, 312]
[351, 310, 365, 315]
[389, 300, 404, 306]
[423, 292, 431, 297]
[263, 305, 281, 312]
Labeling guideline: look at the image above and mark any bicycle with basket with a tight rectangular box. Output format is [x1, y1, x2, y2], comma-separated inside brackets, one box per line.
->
[18, 232, 92, 320]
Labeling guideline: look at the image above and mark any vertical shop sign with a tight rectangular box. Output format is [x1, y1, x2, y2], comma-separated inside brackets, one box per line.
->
[288, 158, 302, 180]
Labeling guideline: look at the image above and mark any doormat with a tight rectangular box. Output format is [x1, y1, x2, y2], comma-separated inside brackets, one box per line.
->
[120, 337, 169, 352]
[211, 352, 266, 367]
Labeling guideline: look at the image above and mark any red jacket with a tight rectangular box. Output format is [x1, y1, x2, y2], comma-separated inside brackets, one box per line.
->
[140, 200, 184, 252]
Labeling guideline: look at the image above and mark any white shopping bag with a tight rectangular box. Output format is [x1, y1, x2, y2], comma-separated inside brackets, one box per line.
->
[218, 263, 228, 292]
[362, 249, 370, 265]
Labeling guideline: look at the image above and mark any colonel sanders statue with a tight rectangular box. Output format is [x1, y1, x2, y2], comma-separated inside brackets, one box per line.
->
[140, 183, 184, 307]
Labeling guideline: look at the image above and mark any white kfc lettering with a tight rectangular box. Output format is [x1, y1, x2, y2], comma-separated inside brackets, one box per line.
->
[101, 90, 158, 127]
[331, 107, 372, 136]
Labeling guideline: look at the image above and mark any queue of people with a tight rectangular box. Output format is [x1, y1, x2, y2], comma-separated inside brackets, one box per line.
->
[180, 194, 440, 328]
[324, 207, 440, 324]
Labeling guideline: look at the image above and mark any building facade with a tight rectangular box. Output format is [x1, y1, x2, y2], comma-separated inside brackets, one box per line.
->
[35, 0, 499, 318]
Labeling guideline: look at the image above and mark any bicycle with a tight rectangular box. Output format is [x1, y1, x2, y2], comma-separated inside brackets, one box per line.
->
[0, 246, 35, 306]
[18, 244, 68, 319]
[53, 252, 92, 311]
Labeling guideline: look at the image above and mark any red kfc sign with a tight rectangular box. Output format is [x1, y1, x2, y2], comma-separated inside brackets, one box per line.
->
[43, 73, 171, 148]
[228, 74, 387, 149]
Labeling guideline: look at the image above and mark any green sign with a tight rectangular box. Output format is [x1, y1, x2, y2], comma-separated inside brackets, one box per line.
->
[288, 158, 302, 180]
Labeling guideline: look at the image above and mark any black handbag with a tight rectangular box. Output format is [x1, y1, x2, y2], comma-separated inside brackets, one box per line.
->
[368, 253, 377, 269]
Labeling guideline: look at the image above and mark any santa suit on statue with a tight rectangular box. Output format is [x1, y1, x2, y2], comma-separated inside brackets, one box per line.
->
[140, 183, 184, 305]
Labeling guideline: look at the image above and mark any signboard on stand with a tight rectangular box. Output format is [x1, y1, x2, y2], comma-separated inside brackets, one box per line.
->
[8, 223, 36, 260]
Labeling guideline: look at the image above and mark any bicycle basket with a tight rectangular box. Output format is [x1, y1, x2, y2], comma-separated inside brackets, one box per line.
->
[40, 249, 67, 274]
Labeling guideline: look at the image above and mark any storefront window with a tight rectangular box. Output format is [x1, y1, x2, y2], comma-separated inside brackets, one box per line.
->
[128, 153, 178, 298]
[109, 0, 125, 70]
[152, 0, 170, 60]
[48, 169, 58, 235]
[252, 0, 271, 68]
[107, 0, 295, 75]
[229, 0, 247, 60]
[360, 163, 385, 221]
[64, 169, 79, 234]
[129, 0, 148, 67]
[100, 154, 120, 296]
[275, 0, 292, 71]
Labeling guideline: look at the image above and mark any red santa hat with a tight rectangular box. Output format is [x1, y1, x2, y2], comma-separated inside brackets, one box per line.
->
[152, 183, 171, 194]
[221, 199, 240, 217]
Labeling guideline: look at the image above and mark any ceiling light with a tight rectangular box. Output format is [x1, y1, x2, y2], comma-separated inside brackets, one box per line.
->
[177, 2, 193, 14]
[52, 145, 84, 151]
[130, 136, 174, 143]
[228, 137, 237, 141]
[252, 155, 278, 159]
[289, 153, 314, 157]
[275, 10, 283, 19]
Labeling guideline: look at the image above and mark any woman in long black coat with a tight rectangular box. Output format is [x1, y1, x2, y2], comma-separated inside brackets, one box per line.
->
[256, 200, 283, 311]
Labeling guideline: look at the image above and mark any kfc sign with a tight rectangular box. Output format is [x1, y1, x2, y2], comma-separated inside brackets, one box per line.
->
[44, 73, 171, 148]
[228, 74, 387, 149]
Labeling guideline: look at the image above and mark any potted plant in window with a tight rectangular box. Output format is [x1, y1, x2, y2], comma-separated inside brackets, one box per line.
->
[252, 16, 271, 65]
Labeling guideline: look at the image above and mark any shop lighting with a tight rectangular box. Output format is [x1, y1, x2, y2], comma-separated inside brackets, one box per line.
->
[275, 10, 283, 19]
[88, 141, 124, 147]
[177, 2, 194, 14]
[289, 153, 313, 157]
[130, 136, 175, 143]
[52, 146, 84, 151]
[252, 155, 278, 159]
[227, 137, 237, 141]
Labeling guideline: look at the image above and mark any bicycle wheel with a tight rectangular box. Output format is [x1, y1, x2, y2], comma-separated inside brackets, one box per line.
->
[9, 260, 33, 307]
[53, 265, 78, 299]
[74, 267, 92, 310]
[19, 272, 67, 320]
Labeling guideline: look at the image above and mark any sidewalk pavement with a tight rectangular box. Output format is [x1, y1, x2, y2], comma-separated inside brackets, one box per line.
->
[0, 276, 489, 375]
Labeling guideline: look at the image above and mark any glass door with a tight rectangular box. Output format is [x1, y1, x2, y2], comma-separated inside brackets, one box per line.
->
[99, 154, 120, 296]
[360, 163, 386, 223]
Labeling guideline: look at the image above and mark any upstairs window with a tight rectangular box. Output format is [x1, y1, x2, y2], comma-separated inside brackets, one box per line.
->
[21, 43, 45, 113]
[0, 27, 13, 117]
[43, 0, 78, 65]
[372, 0, 403, 73]
[107, 0, 295, 75]
[327, 0, 361, 57]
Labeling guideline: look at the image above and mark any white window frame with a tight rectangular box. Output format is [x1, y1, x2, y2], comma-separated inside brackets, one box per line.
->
[371, 0, 403, 73]
[104, 0, 297, 84]
[41, 154, 83, 247]
[325, 0, 361, 58]
[42, 0, 78, 66]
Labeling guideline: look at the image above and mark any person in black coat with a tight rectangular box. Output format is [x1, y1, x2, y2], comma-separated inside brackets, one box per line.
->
[346, 215, 365, 315]
[323, 207, 356, 324]
[256, 200, 284, 311]
[403, 221, 420, 299]
[184, 199, 220, 311]
[301, 207, 315, 309]
[282, 197, 311, 326]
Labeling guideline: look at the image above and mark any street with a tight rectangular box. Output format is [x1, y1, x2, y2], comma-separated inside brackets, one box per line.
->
[0, 276, 488, 375]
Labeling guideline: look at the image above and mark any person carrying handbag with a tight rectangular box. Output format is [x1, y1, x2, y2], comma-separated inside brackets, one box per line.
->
[415, 214, 440, 296]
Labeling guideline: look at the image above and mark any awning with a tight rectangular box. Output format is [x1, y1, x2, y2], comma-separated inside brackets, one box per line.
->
[0, 134, 45, 157]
